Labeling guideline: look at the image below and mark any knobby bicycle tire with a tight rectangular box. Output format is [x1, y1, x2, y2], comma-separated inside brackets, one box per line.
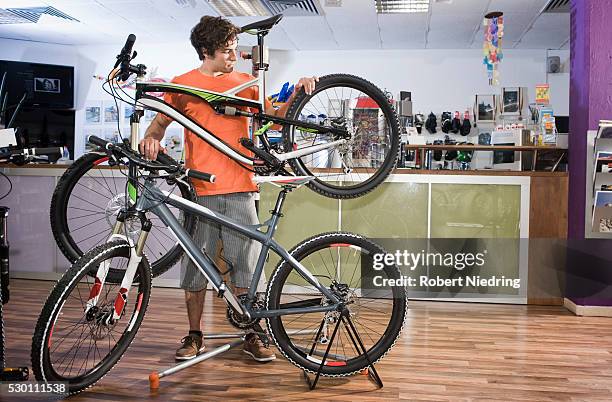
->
[266, 232, 407, 376]
[31, 241, 151, 395]
[50, 150, 196, 281]
[282, 74, 401, 199]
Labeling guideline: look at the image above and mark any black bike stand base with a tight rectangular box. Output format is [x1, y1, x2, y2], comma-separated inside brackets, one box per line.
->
[300, 308, 384, 391]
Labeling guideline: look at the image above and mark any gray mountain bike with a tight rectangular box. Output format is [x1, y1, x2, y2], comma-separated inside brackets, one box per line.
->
[32, 136, 407, 395]
[49, 14, 401, 283]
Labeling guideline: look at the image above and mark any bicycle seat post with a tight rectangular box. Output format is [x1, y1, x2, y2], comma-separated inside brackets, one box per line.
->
[252, 33, 269, 106]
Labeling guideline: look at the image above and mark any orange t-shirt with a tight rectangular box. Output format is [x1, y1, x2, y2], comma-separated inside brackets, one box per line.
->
[159, 69, 269, 196]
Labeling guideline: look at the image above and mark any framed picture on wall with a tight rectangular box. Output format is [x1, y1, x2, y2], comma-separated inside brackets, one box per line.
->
[476, 94, 496, 123]
[84, 101, 102, 125]
[103, 101, 119, 123]
[122, 103, 135, 125]
[502, 87, 521, 116]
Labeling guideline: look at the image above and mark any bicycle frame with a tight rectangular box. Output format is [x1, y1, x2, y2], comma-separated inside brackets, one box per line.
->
[125, 69, 349, 168]
[98, 177, 342, 321]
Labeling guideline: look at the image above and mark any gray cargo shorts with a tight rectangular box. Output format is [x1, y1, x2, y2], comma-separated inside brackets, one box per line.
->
[180, 192, 266, 292]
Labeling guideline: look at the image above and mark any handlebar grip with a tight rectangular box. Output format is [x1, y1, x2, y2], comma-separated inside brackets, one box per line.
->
[88, 135, 110, 149]
[123, 34, 136, 54]
[186, 169, 216, 183]
[115, 34, 136, 68]
[155, 152, 179, 167]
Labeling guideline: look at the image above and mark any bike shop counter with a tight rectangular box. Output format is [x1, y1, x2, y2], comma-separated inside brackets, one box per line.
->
[0, 163, 567, 306]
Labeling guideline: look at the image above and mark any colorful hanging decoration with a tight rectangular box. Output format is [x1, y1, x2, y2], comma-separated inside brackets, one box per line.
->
[483, 11, 504, 86]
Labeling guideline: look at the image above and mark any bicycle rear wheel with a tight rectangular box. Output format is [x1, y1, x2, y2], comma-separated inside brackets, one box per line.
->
[50, 151, 196, 281]
[31, 241, 151, 395]
[266, 232, 407, 376]
[282, 74, 401, 199]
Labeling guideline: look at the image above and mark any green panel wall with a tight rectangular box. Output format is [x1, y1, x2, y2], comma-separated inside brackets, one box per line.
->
[340, 182, 429, 238]
[258, 183, 338, 277]
[430, 184, 521, 238]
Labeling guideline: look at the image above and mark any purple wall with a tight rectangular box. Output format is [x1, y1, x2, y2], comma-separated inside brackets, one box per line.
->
[569, 0, 612, 239]
[568, 0, 612, 306]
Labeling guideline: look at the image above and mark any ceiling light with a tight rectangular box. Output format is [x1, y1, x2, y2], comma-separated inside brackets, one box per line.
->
[0, 6, 78, 24]
[207, 0, 270, 16]
[375, 0, 430, 14]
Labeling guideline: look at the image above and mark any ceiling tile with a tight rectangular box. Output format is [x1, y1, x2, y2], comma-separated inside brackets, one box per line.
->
[279, 16, 337, 50]
[487, 0, 549, 14]
[429, 12, 482, 29]
[431, 0, 488, 15]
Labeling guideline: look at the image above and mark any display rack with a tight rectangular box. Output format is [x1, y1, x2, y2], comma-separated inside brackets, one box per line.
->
[585, 126, 612, 237]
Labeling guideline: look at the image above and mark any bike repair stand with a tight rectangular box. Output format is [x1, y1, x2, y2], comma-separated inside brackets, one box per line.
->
[301, 307, 384, 390]
[0, 206, 29, 382]
[149, 323, 267, 391]
[148, 322, 320, 391]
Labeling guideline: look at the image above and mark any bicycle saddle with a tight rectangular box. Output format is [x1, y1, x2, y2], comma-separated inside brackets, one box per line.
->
[241, 14, 283, 33]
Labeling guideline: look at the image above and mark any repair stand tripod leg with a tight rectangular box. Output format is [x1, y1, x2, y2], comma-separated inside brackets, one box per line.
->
[341, 312, 383, 388]
[150, 336, 245, 390]
[302, 312, 343, 390]
[150, 328, 318, 390]
[301, 309, 384, 390]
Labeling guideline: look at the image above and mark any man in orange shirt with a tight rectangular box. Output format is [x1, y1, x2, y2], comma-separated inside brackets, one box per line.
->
[140, 16, 317, 362]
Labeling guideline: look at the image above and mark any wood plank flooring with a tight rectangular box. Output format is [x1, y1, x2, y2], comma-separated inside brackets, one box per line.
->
[4, 279, 612, 401]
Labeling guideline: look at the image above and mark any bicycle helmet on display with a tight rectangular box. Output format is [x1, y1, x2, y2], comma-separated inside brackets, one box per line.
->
[425, 112, 437, 134]
[456, 142, 473, 163]
[478, 132, 491, 145]
[441, 111, 452, 133]
[460, 110, 471, 136]
[433, 139, 443, 161]
[451, 111, 461, 134]
[414, 113, 425, 134]
[445, 150, 458, 161]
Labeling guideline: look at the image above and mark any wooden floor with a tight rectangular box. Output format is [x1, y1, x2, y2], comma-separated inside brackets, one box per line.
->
[5, 279, 612, 401]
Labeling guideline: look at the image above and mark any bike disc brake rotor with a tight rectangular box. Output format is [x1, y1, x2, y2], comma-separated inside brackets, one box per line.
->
[104, 193, 139, 236]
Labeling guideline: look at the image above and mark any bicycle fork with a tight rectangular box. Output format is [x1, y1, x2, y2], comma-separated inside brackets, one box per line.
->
[85, 213, 150, 326]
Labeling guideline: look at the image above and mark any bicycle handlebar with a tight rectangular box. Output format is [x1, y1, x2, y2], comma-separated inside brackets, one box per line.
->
[87, 135, 216, 183]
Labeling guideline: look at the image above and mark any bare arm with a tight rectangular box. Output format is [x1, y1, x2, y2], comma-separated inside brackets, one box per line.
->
[140, 113, 171, 160]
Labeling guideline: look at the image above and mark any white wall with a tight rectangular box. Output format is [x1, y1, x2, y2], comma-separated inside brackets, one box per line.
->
[266, 48, 559, 116]
[546, 49, 570, 116]
[2, 37, 571, 156]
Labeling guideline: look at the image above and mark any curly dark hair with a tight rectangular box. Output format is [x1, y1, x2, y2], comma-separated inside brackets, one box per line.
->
[190, 16, 241, 61]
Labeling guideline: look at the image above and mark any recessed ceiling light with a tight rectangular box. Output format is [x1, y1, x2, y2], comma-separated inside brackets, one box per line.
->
[375, 0, 430, 14]
[207, 0, 270, 16]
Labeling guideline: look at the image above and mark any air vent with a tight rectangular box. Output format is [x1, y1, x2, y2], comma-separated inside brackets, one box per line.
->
[1, 6, 79, 24]
[0, 8, 31, 24]
[542, 0, 569, 13]
[263, 0, 322, 15]
[174, 0, 197, 7]
[375, 0, 430, 14]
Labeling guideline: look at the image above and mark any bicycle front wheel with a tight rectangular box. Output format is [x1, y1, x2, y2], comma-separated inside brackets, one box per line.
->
[31, 241, 151, 395]
[50, 151, 196, 281]
[282, 74, 401, 199]
[266, 232, 407, 376]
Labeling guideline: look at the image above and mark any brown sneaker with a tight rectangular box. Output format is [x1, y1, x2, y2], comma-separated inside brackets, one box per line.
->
[175, 334, 205, 361]
[243, 333, 276, 363]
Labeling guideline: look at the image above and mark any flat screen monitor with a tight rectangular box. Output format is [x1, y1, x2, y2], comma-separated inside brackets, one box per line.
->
[0, 60, 74, 109]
